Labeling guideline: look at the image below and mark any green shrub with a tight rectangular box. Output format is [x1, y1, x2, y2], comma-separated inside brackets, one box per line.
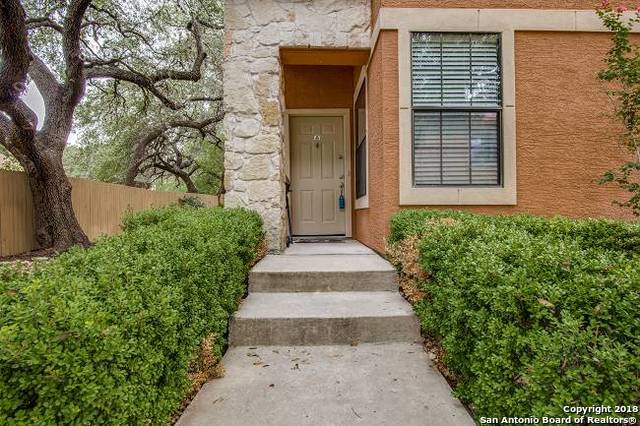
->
[388, 209, 640, 419]
[0, 206, 263, 425]
[177, 196, 207, 209]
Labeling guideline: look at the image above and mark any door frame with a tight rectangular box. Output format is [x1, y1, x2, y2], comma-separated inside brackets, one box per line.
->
[284, 108, 352, 238]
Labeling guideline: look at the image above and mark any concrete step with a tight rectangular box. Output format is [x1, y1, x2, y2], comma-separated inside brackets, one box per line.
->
[249, 254, 398, 292]
[284, 240, 376, 255]
[229, 292, 421, 346]
[177, 343, 474, 426]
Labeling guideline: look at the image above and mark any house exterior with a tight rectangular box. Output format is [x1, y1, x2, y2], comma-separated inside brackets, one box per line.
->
[223, 0, 638, 253]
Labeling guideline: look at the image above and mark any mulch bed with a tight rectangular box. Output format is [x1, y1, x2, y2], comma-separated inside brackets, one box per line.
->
[0, 248, 56, 264]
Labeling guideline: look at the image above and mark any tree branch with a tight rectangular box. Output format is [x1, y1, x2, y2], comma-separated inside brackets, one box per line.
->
[125, 115, 222, 186]
[84, 19, 207, 110]
[0, 113, 14, 148]
[0, 106, 37, 167]
[188, 96, 222, 103]
[26, 17, 64, 33]
[28, 54, 62, 105]
[62, 0, 91, 105]
[86, 66, 182, 109]
[153, 160, 200, 193]
[0, 0, 31, 104]
[0, 0, 37, 148]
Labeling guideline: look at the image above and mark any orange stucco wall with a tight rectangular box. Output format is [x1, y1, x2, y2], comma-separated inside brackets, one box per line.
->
[283, 65, 354, 109]
[355, 30, 636, 253]
[354, 31, 400, 251]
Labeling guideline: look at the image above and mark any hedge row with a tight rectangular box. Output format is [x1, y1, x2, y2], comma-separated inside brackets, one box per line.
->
[388, 209, 640, 419]
[0, 206, 263, 425]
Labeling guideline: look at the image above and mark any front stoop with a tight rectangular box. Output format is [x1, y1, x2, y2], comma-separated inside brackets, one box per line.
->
[177, 240, 474, 426]
[229, 292, 420, 346]
[249, 253, 399, 292]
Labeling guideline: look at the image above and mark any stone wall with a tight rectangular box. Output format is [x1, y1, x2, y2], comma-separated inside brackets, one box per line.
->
[223, 0, 370, 251]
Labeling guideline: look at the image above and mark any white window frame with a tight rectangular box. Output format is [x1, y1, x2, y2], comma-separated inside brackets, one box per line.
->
[371, 7, 640, 206]
[354, 66, 369, 210]
[397, 15, 516, 205]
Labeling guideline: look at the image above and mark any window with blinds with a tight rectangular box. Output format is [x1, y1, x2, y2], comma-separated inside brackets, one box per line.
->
[411, 33, 501, 186]
[355, 83, 367, 199]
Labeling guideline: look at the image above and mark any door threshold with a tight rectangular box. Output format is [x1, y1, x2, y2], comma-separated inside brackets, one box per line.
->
[292, 236, 347, 243]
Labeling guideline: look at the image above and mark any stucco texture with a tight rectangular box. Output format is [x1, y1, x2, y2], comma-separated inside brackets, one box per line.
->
[356, 30, 636, 253]
[354, 31, 400, 251]
[283, 66, 354, 109]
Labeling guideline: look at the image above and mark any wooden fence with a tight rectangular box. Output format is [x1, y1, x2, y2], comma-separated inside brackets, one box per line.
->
[0, 170, 218, 257]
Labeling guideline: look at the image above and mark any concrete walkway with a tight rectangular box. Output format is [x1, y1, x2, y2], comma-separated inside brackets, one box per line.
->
[177, 240, 473, 426]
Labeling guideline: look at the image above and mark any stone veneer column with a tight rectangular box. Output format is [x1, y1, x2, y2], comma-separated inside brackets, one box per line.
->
[223, 0, 370, 251]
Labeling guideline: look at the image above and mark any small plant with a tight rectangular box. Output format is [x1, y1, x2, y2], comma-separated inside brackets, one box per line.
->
[597, 2, 640, 215]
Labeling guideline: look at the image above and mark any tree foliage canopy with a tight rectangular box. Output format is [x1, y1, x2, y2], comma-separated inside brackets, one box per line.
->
[11, 0, 225, 193]
[44, 0, 225, 194]
[0, 0, 224, 251]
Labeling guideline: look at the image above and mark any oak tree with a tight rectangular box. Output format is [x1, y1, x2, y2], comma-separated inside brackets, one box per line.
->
[0, 0, 221, 252]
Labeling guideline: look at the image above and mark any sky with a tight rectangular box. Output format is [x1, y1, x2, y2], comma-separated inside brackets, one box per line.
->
[24, 82, 78, 144]
[24, 82, 45, 130]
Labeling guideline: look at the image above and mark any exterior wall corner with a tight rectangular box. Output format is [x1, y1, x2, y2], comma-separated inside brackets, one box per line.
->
[223, 0, 370, 251]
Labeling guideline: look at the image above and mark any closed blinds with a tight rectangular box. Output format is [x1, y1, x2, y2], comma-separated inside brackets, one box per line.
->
[411, 33, 501, 186]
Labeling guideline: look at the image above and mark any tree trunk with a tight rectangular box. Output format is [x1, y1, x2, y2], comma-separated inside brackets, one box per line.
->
[181, 174, 199, 194]
[24, 150, 90, 252]
[216, 169, 225, 205]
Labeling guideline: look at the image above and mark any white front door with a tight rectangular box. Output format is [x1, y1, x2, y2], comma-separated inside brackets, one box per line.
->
[290, 116, 346, 236]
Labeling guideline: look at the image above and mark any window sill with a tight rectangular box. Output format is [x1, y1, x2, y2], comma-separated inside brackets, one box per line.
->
[399, 185, 516, 206]
[355, 194, 369, 210]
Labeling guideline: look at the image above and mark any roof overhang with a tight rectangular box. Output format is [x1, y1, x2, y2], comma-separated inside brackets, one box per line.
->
[280, 47, 370, 66]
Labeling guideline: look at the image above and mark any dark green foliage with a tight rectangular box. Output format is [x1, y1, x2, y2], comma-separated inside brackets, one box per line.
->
[596, 6, 640, 216]
[0, 207, 263, 425]
[177, 196, 207, 209]
[389, 209, 640, 418]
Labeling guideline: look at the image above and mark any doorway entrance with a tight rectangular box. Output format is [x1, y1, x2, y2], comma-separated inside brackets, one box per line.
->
[289, 115, 347, 236]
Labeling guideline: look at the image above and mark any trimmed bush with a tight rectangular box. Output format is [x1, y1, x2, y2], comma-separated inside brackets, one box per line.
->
[0, 206, 263, 425]
[388, 210, 640, 419]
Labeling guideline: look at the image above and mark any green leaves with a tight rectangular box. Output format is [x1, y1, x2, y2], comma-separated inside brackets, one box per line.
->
[0, 206, 263, 425]
[597, 6, 640, 215]
[389, 209, 640, 419]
